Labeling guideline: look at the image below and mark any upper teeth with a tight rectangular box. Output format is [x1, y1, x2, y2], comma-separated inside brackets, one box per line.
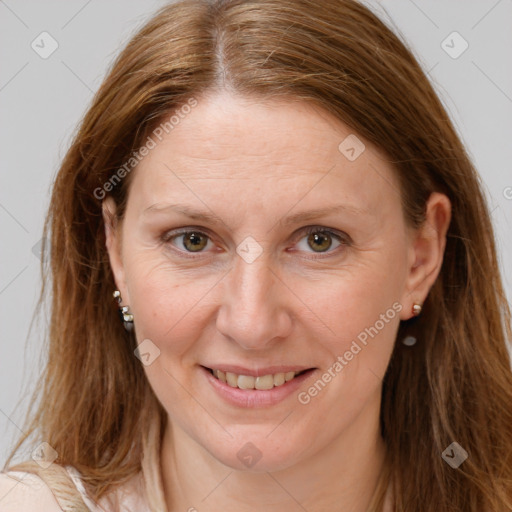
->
[212, 369, 298, 390]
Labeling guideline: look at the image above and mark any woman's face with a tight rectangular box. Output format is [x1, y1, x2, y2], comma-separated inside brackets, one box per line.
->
[105, 91, 432, 472]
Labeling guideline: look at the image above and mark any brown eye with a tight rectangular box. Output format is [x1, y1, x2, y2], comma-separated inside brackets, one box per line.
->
[307, 231, 333, 252]
[181, 232, 209, 252]
[294, 227, 346, 256]
[163, 230, 212, 253]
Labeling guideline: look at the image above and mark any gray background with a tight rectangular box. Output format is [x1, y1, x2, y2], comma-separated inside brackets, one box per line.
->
[1, 0, 511, 465]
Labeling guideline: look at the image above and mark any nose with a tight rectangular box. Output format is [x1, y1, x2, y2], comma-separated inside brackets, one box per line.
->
[215, 254, 293, 350]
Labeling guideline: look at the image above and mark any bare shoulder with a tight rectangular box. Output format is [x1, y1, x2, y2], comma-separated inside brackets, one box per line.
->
[0, 471, 62, 511]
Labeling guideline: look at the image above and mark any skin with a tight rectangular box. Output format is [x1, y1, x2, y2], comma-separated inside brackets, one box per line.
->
[103, 90, 451, 512]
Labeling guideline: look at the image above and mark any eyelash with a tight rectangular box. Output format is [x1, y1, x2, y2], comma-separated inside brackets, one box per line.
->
[160, 226, 351, 260]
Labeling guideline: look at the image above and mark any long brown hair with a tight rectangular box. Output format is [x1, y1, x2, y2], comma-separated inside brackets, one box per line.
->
[4, 0, 512, 510]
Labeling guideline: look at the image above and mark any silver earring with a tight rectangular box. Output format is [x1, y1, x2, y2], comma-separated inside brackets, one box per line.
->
[113, 290, 134, 331]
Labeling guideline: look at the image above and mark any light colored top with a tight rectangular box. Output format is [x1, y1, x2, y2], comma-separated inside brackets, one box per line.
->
[0, 465, 394, 511]
[0, 466, 149, 511]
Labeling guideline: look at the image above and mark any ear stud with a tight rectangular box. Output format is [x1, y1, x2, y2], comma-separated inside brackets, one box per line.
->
[412, 303, 422, 316]
[113, 290, 134, 331]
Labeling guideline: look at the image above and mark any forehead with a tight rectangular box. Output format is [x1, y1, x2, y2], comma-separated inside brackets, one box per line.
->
[143, 92, 368, 175]
[127, 91, 400, 222]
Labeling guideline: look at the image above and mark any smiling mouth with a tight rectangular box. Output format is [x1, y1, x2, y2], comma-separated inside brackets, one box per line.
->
[203, 366, 315, 390]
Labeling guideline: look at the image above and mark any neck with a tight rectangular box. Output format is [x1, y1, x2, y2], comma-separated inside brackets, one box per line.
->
[160, 394, 387, 512]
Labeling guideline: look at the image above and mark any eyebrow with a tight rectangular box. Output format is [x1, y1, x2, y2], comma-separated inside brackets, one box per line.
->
[279, 204, 370, 226]
[143, 203, 225, 225]
[142, 202, 370, 227]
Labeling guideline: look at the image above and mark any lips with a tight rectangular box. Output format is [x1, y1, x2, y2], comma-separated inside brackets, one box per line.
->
[201, 365, 318, 407]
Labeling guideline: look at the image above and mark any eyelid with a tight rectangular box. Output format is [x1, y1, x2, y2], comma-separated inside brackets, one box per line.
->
[295, 225, 351, 243]
[288, 225, 351, 258]
[160, 226, 217, 258]
[161, 226, 214, 243]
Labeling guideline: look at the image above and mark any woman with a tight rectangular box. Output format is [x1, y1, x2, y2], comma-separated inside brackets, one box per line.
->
[1, 0, 511, 510]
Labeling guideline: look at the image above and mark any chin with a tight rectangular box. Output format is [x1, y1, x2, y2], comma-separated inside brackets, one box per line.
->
[203, 434, 305, 473]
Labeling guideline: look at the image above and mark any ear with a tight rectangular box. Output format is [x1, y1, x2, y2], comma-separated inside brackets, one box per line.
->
[102, 197, 130, 303]
[399, 192, 451, 320]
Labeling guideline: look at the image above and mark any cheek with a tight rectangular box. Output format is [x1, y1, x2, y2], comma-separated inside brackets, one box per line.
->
[309, 279, 400, 365]
[123, 250, 227, 364]
[294, 248, 407, 374]
[290, 271, 403, 432]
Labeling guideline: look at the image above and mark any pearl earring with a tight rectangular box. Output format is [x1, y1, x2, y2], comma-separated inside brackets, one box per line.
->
[412, 303, 422, 316]
[113, 290, 134, 331]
